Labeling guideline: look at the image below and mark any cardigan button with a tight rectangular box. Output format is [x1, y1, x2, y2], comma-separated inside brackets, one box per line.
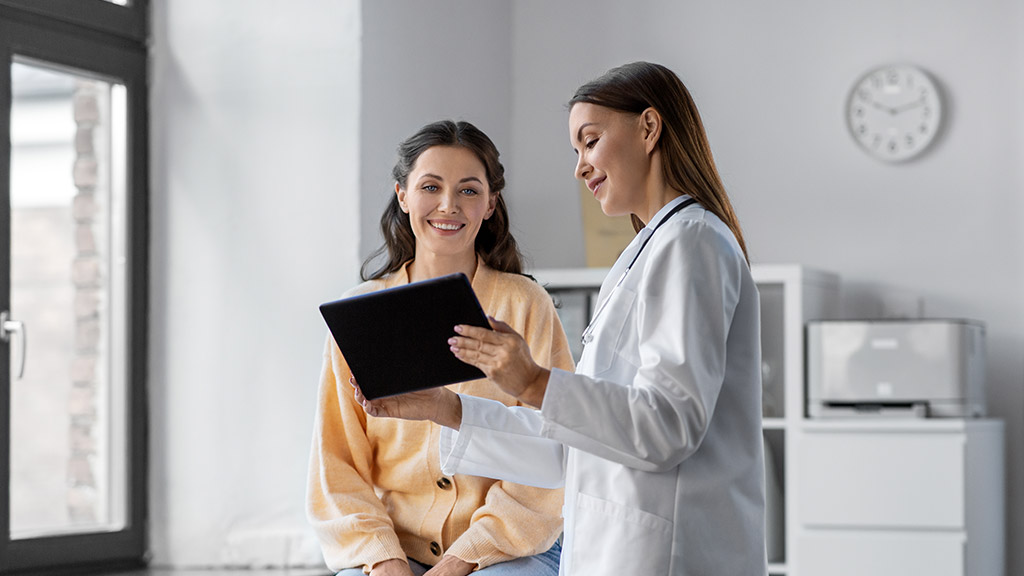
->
[436, 477, 452, 490]
[429, 541, 442, 556]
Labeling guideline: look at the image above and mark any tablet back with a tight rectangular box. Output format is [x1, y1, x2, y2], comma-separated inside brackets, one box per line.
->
[319, 273, 490, 400]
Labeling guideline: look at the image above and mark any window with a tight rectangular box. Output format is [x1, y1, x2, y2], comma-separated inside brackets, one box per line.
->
[0, 1, 148, 572]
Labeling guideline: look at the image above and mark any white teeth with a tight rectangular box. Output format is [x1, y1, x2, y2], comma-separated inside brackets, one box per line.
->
[431, 222, 462, 231]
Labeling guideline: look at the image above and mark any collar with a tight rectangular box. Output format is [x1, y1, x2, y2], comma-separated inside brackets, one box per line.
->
[645, 194, 694, 231]
[388, 255, 494, 297]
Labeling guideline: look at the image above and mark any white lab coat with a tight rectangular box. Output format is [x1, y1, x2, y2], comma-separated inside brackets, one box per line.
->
[439, 195, 767, 575]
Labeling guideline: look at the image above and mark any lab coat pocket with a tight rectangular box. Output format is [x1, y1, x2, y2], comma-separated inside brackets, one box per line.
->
[570, 492, 672, 574]
[587, 286, 637, 376]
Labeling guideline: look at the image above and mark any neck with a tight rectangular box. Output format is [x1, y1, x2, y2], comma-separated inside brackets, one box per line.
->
[408, 250, 479, 283]
[635, 149, 683, 225]
[640, 186, 684, 225]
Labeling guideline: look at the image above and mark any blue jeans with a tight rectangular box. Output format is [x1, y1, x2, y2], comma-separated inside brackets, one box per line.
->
[337, 541, 561, 576]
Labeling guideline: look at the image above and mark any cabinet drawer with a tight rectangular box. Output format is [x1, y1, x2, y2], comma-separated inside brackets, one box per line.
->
[798, 431, 964, 528]
[797, 530, 965, 576]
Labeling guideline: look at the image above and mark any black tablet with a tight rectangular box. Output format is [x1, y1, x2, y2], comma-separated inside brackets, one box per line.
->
[319, 273, 491, 400]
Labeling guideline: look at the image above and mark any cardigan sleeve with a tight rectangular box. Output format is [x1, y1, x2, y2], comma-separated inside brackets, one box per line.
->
[443, 285, 574, 568]
[306, 334, 405, 573]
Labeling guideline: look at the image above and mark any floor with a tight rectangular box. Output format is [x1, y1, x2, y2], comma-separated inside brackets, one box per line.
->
[116, 565, 331, 569]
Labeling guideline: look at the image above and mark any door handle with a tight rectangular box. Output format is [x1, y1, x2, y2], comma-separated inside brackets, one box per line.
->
[1, 311, 26, 380]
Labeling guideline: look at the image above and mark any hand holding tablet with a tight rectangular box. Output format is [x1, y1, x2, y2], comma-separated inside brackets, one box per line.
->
[319, 273, 491, 400]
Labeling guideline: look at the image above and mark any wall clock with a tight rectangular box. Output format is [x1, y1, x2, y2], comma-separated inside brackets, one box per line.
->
[846, 64, 943, 162]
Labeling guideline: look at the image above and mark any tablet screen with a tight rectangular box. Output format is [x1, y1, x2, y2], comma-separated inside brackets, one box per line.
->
[319, 273, 490, 399]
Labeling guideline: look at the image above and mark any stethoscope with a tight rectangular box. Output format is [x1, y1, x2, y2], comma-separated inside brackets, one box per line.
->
[581, 197, 699, 345]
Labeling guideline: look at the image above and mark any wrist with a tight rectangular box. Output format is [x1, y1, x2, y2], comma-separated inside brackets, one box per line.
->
[434, 390, 463, 430]
[519, 367, 550, 408]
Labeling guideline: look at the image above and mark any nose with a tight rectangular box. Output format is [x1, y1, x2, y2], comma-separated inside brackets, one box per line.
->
[438, 189, 459, 213]
[574, 152, 591, 181]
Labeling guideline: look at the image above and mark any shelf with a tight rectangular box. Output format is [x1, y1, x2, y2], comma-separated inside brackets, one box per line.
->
[762, 417, 787, 430]
[530, 267, 609, 289]
[768, 562, 788, 575]
[802, 419, 991, 433]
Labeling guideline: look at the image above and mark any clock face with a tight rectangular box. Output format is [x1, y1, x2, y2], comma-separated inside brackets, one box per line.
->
[846, 65, 943, 162]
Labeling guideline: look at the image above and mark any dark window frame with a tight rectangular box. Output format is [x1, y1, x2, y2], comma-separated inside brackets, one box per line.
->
[0, 1, 148, 573]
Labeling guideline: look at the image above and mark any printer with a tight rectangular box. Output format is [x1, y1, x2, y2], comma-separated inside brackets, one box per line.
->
[807, 319, 986, 418]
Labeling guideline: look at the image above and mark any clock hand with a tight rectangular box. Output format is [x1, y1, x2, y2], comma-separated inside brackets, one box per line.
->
[891, 97, 926, 114]
[870, 101, 896, 114]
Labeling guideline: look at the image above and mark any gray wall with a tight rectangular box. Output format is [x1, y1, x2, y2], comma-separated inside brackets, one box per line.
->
[149, 0, 362, 566]
[358, 0, 513, 264]
[505, 0, 1023, 573]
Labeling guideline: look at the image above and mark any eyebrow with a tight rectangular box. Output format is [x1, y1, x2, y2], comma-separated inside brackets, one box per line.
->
[420, 173, 484, 185]
[575, 122, 596, 143]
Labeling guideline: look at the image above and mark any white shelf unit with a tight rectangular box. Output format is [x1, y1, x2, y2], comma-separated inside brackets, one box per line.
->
[532, 264, 840, 574]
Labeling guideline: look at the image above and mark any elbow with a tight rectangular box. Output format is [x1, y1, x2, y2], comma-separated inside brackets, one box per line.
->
[632, 443, 699, 473]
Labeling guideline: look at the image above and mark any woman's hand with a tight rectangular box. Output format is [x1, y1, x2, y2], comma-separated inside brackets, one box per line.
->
[353, 378, 463, 430]
[423, 555, 476, 576]
[449, 316, 550, 408]
[369, 558, 415, 576]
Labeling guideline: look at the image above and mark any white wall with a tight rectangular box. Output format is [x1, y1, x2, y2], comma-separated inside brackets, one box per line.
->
[148, 0, 1023, 571]
[358, 0, 513, 263]
[149, 0, 361, 566]
[509, 0, 1024, 573]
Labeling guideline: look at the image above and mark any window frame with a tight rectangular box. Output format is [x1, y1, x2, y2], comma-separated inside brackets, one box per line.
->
[0, 0, 146, 42]
[0, 2, 148, 573]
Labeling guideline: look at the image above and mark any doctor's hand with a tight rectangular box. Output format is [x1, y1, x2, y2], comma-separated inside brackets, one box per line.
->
[450, 316, 550, 408]
[352, 378, 463, 430]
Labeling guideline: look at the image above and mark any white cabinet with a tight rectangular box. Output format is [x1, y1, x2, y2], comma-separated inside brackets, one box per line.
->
[795, 420, 1005, 576]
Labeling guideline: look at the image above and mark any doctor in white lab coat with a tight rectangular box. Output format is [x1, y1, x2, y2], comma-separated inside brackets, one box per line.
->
[357, 61, 767, 576]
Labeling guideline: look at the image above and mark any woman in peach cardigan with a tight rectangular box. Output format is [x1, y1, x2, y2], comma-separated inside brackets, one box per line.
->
[307, 120, 572, 576]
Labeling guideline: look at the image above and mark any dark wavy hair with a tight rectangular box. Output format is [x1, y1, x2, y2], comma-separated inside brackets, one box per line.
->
[361, 120, 525, 281]
[569, 61, 749, 262]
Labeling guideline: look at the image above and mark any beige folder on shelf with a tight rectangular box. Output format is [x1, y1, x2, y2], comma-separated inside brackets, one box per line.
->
[578, 180, 636, 267]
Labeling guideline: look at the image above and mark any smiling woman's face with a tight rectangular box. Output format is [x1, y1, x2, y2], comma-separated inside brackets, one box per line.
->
[396, 145, 496, 263]
[569, 102, 650, 218]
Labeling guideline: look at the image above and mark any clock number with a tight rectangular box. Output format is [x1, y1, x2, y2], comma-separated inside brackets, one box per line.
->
[886, 70, 900, 85]
[872, 134, 882, 148]
[888, 140, 898, 154]
[857, 124, 867, 135]
[919, 124, 928, 134]
[855, 106, 865, 118]
[905, 134, 915, 148]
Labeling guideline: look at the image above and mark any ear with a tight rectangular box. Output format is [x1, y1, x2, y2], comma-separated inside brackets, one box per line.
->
[640, 107, 662, 155]
[395, 182, 409, 213]
[484, 191, 498, 220]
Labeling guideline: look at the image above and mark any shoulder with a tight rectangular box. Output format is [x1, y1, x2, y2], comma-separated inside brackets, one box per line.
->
[489, 270, 552, 305]
[657, 207, 745, 264]
[339, 277, 389, 299]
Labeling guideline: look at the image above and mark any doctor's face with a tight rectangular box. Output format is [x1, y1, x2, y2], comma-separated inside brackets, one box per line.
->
[570, 102, 651, 218]
[396, 145, 497, 261]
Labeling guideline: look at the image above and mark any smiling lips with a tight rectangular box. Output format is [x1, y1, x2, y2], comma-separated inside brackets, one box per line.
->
[429, 220, 465, 233]
[587, 176, 606, 195]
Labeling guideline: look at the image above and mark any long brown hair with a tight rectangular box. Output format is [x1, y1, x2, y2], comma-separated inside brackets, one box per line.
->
[569, 61, 749, 262]
[361, 120, 525, 281]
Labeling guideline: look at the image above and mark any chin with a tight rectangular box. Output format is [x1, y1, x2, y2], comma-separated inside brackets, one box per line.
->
[598, 202, 628, 218]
